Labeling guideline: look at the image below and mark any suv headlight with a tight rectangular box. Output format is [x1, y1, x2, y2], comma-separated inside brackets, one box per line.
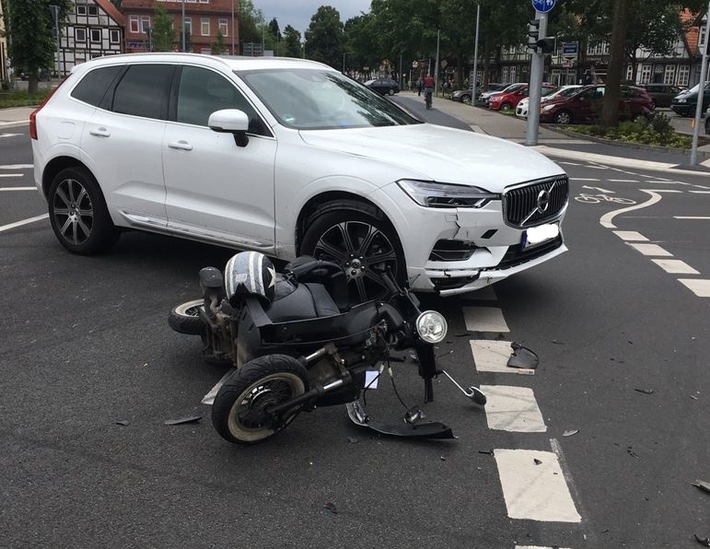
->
[676, 97, 687, 103]
[397, 180, 499, 208]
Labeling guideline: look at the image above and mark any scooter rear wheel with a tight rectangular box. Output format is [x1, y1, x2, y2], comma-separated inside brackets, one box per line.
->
[168, 299, 205, 335]
[212, 355, 309, 444]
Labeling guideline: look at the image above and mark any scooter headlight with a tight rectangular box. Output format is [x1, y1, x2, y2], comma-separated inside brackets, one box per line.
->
[416, 311, 448, 344]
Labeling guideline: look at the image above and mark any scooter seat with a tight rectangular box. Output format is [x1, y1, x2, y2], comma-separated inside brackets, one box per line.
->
[264, 277, 340, 322]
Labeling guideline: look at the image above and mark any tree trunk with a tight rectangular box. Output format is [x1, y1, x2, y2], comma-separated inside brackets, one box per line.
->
[601, 0, 630, 127]
[28, 74, 39, 95]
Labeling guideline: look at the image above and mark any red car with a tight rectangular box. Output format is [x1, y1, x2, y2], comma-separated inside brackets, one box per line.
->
[539, 85, 654, 124]
[488, 83, 556, 112]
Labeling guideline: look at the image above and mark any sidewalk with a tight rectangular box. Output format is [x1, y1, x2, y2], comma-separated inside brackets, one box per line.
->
[0, 106, 34, 127]
[418, 91, 710, 175]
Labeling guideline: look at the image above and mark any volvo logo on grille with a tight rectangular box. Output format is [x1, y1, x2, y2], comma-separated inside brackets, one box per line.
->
[537, 189, 551, 213]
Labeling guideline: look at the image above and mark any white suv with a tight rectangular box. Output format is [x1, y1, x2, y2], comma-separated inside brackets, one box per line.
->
[31, 53, 568, 300]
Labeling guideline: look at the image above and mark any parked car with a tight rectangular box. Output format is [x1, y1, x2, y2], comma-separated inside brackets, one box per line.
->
[364, 77, 399, 96]
[516, 85, 583, 118]
[670, 82, 710, 117]
[31, 53, 569, 299]
[539, 84, 654, 125]
[476, 83, 509, 106]
[489, 83, 557, 112]
[451, 88, 475, 104]
[642, 83, 684, 109]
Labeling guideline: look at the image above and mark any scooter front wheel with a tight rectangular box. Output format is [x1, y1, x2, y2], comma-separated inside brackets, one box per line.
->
[168, 299, 205, 335]
[212, 354, 309, 444]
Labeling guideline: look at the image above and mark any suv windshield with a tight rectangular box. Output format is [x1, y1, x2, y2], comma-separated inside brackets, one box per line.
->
[239, 68, 419, 130]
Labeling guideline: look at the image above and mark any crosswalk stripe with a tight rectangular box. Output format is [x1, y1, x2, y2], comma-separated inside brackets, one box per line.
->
[651, 259, 699, 274]
[678, 279, 710, 297]
[626, 242, 673, 256]
[471, 339, 518, 373]
[495, 448, 582, 523]
[480, 385, 546, 433]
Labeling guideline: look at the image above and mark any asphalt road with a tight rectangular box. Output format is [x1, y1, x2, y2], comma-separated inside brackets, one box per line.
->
[2, 116, 710, 548]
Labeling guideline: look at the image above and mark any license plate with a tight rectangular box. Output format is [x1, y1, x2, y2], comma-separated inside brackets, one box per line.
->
[522, 223, 559, 249]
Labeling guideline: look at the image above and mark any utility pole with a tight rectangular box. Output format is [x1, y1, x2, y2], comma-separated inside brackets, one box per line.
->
[691, 0, 710, 166]
[182, 0, 186, 52]
[471, 3, 480, 105]
[525, 11, 547, 145]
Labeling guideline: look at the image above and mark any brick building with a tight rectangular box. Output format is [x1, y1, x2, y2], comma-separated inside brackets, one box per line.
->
[121, 0, 238, 55]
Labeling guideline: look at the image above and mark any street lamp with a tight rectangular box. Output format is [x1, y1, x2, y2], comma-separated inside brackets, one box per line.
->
[49, 4, 61, 77]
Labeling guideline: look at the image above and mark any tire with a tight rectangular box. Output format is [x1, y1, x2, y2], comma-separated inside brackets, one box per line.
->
[299, 201, 406, 304]
[554, 111, 573, 125]
[388, 88, 395, 96]
[500, 102, 513, 112]
[211, 355, 308, 444]
[462, 94, 471, 105]
[48, 166, 119, 255]
[168, 299, 205, 335]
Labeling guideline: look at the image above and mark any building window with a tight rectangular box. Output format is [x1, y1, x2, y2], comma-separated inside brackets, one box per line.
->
[678, 65, 690, 87]
[141, 16, 151, 34]
[77, 5, 87, 15]
[199, 0, 209, 3]
[640, 64, 652, 84]
[110, 29, 120, 44]
[75, 28, 87, 42]
[626, 65, 634, 82]
[129, 16, 139, 34]
[184, 18, 192, 36]
[663, 64, 676, 85]
[91, 28, 101, 43]
[88, 5, 98, 16]
[218, 18, 228, 36]
[201, 18, 210, 36]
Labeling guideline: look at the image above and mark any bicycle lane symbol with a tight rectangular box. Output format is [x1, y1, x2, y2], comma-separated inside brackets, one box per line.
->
[575, 185, 636, 205]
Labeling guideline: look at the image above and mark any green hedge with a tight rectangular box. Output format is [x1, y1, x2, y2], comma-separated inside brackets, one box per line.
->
[0, 90, 52, 109]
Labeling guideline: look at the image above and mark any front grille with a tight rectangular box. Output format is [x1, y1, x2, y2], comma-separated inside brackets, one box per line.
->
[429, 240, 478, 262]
[503, 176, 569, 227]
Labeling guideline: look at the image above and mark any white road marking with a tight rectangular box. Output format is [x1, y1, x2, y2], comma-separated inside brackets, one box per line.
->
[689, 190, 710, 194]
[582, 185, 614, 193]
[600, 189, 669, 229]
[470, 340, 515, 372]
[0, 186, 34, 191]
[674, 216, 710, 220]
[517, 546, 572, 549]
[0, 174, 22, 178]
[651, 259, 700, 274]
[0, 164, 33, 170]
[678, 279, 710, 297]
[480, 385, 546, 432]
[0, 214, 48, 233]
[463, 306, 509, 332]
[607, 179, 639, 183]
[494, 448, 582, 522]
[626, 243, 673, 257]
[0, 133, 22, 139]
[570, 178, 600, 182]
[612, 230, 648, 241]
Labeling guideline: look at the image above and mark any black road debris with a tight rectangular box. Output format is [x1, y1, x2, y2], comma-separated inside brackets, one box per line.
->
[507, 342, 539, 370]
[164, 416, 202, 426]
[563, 429, 579, 437]
[635, 388, 654, 395]
[695, 534, 710, 547]
[693, 480, 710, 494]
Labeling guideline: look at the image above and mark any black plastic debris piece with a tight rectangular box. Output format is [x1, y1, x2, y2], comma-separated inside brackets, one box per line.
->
[115, 420, 130, 426]
[693, 480, 710, 494]
[563, 429, 579, 437]
[507, 342, 539, 370]
[695, 534, 710, 547]
[324, 502, 338, 514]
[635, 388, 654, 395]
[551, 339, 565, 345]
[347, 436, 359, 444]
[627, 447, 639, 458]
[478, 450, 493, 455]
[164, 416, 202, 426]
[534, 458, 542, 465]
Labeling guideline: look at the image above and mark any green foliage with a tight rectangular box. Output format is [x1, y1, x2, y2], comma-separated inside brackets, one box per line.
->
[0, 89, 52, 109]
[239, 0, 263, 45]
[282, 25, 303, 58]
[305, 6, 344, 69]
[152, 5, 175, 52]
[566, 114, 693, 148]
[211, 30, 227, 55]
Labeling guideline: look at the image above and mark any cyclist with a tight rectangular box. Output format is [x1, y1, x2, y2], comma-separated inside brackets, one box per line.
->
[422, 73, 435, 108]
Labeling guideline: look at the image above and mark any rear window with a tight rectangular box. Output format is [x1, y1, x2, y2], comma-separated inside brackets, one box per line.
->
[70, 65, 123, 107]
[111, 64, 174, 120]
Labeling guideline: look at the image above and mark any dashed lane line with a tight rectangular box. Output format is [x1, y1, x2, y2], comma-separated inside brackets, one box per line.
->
[626, 242, 673, 256]
[481, 385, 547, 433]
[0, 164, 33, 169]
[679, 279, 710, 297]
[675, 216, 710, 219]
[0, 174, 23, 178]
[0, 187, 34, 191]
[0, 214, 48, 233]
[463, 306, 509, 332]
[612, 230, 648, 241]
[651, 259, 700, 275]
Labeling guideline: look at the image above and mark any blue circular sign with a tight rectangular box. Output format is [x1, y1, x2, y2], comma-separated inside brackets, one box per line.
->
[532, 0, 556, 13]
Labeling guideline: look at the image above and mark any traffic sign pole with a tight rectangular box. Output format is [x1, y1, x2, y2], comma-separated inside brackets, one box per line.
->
[525, 11, 547, 146]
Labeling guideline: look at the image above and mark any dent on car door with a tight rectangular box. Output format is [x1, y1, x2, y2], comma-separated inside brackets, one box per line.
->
[162, 65, 277, 251]
[81, 64, 173, 227]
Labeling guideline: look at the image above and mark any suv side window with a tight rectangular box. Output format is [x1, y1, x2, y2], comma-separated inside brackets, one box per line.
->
[176, 66, 269, 136]
[71, 65, 123, 107]
[112, 64, 174, 119]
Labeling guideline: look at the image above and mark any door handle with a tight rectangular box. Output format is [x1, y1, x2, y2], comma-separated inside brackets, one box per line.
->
[168, 140, 193, 151]
[89, 127, 110, 137]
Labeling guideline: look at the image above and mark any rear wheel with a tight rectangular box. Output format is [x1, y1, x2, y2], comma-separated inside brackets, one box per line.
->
[554, 111, 573, 125]
[48, 166, 119, 254]
[462, 94, 472, 105]
[211, 355, 308, 444]
[300, 201, 405, 304]
[168, 299, 205, 335]
[500, 102, 513, 112]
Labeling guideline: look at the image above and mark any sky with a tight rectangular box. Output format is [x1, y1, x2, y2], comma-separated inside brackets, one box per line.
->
[253, 0, 373, 35]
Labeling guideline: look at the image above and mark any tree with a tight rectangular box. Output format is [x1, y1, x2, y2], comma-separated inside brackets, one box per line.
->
[282, 25, 303, 58]
[305, 6, 344, 69]
[151, 5, 175, 52]
[2, 0, 72, 93]
[239, 0, 263, 47]
[212, 30, 227, 55]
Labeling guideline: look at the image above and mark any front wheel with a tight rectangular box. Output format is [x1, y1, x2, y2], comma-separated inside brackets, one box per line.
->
[299, 202, 406, 304]
[168, 299, 205, 335]
[48, 166, 119, 254]
[554, 111, 573, 125]
[211, 355, 309, 444]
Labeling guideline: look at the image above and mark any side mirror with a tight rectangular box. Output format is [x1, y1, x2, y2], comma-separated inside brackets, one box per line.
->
[208, 109, 250, 147]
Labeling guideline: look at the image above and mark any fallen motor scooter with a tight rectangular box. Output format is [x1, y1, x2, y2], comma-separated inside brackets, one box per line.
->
[169, 251, 485, 444]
